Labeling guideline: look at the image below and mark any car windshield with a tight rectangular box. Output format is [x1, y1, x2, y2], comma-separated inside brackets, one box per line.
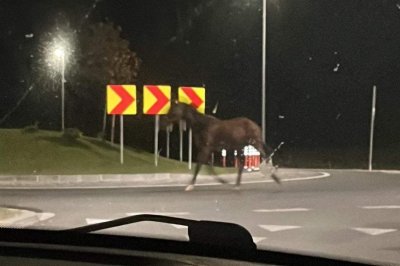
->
[1, 0, 400, 265]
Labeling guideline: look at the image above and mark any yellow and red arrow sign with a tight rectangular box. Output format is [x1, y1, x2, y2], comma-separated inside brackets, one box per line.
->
[143, 85, 171, 115]
[107, 85, 137, 115]
[178, 87, 205, 114]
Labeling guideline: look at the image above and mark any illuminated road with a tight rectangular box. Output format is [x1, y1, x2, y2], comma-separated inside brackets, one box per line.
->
[1, 170, 399, 265]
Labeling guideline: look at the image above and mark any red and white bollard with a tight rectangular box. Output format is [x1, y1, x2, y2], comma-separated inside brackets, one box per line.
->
[244, 146, 249, 170]
[243, 145, 261, 171]
[234, 150, 238, 168]
[249, 146, 255, 171]
[221, 149, 227, 167]
[254, 149, 261, 170]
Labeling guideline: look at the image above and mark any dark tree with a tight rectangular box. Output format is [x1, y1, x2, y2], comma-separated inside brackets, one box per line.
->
[67, 21, 141, 137]
[77, 21, 141, 87]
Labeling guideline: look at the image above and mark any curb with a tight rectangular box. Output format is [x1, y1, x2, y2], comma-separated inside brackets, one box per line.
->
[0, 169, 329, 190]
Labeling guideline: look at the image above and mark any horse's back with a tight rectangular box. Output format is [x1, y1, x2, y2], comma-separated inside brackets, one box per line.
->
[221, 117, 261, 133]
[206, 117, 262, 148]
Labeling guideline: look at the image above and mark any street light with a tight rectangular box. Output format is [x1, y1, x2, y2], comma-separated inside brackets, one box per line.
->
[40, 27, 75, 131]
[54, 47, 66, 131]
[54, 48, 64, 58]
[262, 0, 267, 142]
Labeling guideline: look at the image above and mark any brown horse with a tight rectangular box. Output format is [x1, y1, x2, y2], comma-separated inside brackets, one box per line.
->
[167, 102, 281, 191]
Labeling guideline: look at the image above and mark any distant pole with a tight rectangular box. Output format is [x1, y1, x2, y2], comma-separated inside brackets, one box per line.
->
[179, 120, 184, 162]
[166, 124, 171, 158]
[102, 102, 107, 137]
[120, 115, 124, 164]
[155, 115, 160, 166]
[262, 0, 267, 142]
[61, 52, 65, 131]
[369, 85, 377, 171]
[188, 127, 192, 170]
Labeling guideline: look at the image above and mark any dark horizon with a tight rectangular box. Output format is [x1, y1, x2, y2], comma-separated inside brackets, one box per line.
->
[1, 0, 400, 166]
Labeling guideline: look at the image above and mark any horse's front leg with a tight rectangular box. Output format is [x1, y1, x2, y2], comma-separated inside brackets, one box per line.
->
[185, 163, 202, 191]
[185, 147, 211, 191]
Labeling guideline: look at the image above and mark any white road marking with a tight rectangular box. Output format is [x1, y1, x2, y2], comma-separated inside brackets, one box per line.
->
[352, 227, 398, 236]
[380, 170, 400, 174]
[238, 172, 330, 185]
[126, 212, 190, 216]
[259, 225, 301, 232]
[253, 208, 310, 213]
[361, 205, 400, 209]
[86, 218, 111, 225]
[38, 212, 55, 221]
[252, 237, 267, 243]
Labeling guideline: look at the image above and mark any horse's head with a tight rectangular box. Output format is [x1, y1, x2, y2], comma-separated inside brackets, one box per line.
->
[166, 101, 190, 124]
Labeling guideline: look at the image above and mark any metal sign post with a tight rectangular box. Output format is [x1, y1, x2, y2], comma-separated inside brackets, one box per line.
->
[106, 84, 136, 164]
[120, 115, 124, 164]
[61, 52, 65, 131]
[166, 124, 173, 158]
[179, 120, 183, 162]
[369, 85, 377, 171]
[102, 103, 107, 137]
[179, 120, 186, 162]
[166, 128, 170, 159]
[155, 115, 160, 166]
[142, 85, 171, 166]
[111, 115, 116, 144]
[177, 86, 205, 168]
[188, 127, 192, 170]
[262, 0, 267, 142]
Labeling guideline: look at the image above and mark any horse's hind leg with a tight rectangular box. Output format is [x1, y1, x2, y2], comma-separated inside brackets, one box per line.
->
[235, 154, 245, 189]
[208, 166, 229, 184]
[254, 141, 281, 185]
[253, 141, 270, 159]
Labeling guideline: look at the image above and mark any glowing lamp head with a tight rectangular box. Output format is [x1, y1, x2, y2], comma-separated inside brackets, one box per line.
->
[54, 48, 65, 58]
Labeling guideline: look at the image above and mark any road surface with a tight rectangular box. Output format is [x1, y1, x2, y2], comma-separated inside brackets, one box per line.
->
[0, 169, 399, 265]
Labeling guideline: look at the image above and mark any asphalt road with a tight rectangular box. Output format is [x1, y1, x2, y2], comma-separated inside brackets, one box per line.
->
[1, 169, 399, 265]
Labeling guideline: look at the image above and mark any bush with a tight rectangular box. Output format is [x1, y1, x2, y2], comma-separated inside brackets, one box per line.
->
[62, 128, 83, 141]
[22, 121, 39, 133]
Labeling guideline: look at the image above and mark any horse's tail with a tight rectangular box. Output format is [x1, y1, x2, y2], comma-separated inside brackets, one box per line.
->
[263, 143, 274, 158]
[258, 143, 273, 162]
[260, 142, 283, 185]
[262, 141, 285, 164]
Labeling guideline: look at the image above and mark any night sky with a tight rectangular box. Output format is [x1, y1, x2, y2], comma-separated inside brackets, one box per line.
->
[1, 0, 400, 167]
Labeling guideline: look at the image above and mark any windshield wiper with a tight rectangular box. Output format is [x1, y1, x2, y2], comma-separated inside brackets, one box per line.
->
[66, 214, 256, 251]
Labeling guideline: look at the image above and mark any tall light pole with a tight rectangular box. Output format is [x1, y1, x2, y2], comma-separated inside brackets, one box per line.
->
[55, 48, 65, 131]
[368, 85, 377, 171]
[262, 0, 267, 142]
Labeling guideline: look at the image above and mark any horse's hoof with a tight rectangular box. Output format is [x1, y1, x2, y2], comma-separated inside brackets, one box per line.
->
[216, 177, 228, 184]
[185, 185, 194, 191]
[271, 173, 281, 185]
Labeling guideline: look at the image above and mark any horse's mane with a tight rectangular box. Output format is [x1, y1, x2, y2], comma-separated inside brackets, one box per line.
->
[181, 104, 218, 132]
